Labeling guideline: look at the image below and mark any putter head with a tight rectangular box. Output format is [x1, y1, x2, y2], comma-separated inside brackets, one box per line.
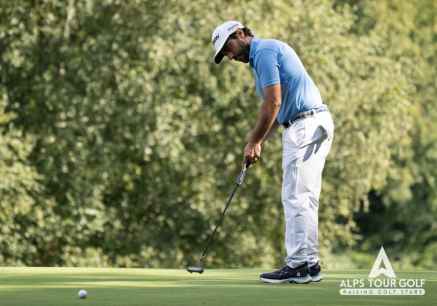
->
[186, 265, 204, 274]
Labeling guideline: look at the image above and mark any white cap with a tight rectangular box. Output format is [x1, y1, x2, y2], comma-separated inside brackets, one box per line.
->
[211, 21, 244, 64]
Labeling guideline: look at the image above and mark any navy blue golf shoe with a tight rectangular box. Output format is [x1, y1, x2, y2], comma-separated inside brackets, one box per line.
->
[260, 263, 311, 284]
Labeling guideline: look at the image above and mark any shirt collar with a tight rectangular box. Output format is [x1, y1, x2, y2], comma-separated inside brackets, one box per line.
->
[249, 37, 260, 68]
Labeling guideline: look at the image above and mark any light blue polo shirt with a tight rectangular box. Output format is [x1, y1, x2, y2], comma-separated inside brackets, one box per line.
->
[249, 38, 325, 124]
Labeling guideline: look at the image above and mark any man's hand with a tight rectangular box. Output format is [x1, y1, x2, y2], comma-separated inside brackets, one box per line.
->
[244, 142, 262, 164]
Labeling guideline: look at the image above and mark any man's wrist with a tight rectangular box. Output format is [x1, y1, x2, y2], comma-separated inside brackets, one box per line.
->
[248, 138, 262, 146]
[246, 131, 256, 144]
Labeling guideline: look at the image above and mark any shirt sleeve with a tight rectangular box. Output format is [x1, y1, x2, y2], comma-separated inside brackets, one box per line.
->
[254, 49, 280, 89]
[252, 69, 263, 98]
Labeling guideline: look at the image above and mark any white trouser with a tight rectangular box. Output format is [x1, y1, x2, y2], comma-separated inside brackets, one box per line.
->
[281, 111, 334, 268]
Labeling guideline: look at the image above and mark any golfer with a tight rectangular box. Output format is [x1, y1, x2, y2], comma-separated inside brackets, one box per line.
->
[211, 21, 334, 284]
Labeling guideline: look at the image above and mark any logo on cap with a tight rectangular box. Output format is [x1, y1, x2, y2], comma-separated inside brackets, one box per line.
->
[227, 24, 239, 31]
[212, 34, 219, 45]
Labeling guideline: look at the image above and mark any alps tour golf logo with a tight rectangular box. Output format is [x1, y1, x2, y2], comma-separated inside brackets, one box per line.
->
[339, 246, 426, 296]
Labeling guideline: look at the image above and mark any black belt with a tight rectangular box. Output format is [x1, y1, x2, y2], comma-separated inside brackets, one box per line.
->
[282, 108, 328, 129]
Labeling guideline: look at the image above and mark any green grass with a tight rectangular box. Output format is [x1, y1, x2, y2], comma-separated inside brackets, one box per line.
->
[0, 267, 435, 306]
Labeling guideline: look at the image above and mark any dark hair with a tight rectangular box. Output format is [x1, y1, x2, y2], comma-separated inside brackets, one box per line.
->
[242, 27, 254, 37]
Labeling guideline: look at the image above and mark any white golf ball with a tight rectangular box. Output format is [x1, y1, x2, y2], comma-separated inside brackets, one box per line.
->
[78, 289, 87, 299]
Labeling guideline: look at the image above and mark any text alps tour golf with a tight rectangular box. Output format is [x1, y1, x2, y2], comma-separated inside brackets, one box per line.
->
[339, 247, 426, 296]
[340, 278, 425, 288]
[339, 278, 426, 296]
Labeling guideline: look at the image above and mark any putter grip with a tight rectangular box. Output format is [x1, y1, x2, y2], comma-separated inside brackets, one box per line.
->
[236, 161, 250, 185]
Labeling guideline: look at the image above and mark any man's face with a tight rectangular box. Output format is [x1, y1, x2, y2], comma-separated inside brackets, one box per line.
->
[222, 31, 250, 63]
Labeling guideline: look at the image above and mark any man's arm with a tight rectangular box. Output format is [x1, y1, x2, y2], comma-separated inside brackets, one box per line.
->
[247, 84, 281, 144]
[262, 120, 279, 142]
[244, 48, 281, 164]
[244, 84, 281, 163]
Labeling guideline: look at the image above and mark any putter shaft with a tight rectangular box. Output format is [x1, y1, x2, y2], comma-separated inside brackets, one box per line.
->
[195, 161, 250, 268]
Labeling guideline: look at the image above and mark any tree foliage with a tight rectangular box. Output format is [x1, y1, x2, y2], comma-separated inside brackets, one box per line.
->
[0, 0, 435, 267]
[0, 87, 60, 265]
[342, 0, 437, 268]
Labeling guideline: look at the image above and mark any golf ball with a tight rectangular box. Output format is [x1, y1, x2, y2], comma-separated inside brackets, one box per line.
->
[78, 289, 87, 299]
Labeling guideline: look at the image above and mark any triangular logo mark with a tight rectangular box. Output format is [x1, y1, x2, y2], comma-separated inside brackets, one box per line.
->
[368, 246, 396, 278]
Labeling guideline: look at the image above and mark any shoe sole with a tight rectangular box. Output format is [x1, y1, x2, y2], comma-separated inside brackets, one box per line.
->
[310, 273, 323, 282]
[289, 275, 312, 284]
[260, 274, 312, 284]
[259, 277, 290, 284]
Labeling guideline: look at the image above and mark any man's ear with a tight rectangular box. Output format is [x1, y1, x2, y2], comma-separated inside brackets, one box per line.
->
[235, 29, 245, 38]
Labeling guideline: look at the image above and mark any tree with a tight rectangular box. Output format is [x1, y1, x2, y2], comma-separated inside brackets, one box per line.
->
[0, 87, 61, 265]
[0, 0, 425, 267]
[338, 0, 437, 268]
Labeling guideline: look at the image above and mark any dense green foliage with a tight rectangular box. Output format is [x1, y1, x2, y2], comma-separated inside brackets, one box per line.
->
[0, 0, 435, 267]
[345, 0, 437, 268]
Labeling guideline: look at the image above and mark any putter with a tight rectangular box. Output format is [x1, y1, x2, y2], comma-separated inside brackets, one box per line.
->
[187, 160, 251, 274]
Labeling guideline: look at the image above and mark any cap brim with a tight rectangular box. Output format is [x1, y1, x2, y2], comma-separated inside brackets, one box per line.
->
[213, 31, 231, 64]
[214, 51, 225, 64]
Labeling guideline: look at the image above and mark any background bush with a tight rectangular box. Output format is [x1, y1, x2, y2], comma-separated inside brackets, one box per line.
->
[0, 0, 435, 268]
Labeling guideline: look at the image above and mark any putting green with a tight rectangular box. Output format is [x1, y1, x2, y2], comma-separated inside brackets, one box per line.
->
[0, 267, 435, 306]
